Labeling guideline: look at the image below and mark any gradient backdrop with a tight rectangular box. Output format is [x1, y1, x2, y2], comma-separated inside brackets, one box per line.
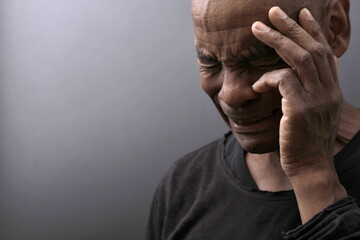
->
[0, 1, 359, 239]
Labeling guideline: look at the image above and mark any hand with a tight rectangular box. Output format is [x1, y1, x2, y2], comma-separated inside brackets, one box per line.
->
[251, 7, 342, 179]
[251, 6, 348, 223]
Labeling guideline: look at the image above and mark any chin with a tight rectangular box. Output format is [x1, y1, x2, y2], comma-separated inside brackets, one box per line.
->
[233, 131, 279, 154]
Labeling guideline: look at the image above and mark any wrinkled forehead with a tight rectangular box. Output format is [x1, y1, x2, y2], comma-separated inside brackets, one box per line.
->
[192, 0, 325, 31]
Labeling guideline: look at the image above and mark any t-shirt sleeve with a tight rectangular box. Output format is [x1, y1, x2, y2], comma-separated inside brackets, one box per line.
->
[282, 196, 360, 240]
[146, 180, 166, 240]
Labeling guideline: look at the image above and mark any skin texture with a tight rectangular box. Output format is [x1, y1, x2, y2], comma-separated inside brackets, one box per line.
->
[193, 0, 335, 154]
[192, 0, 359, 223]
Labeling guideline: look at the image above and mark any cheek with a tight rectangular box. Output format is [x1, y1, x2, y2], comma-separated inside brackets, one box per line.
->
[199, 72, 222, 98]
[200, 67, 276, 101]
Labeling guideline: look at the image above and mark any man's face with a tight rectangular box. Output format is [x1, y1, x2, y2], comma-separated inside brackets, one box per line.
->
[192, 0, 327, 153]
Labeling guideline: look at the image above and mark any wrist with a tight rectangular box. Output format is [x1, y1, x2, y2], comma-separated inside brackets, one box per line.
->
[281, 153, 334, 179]
[291, 169, 347, 197]
[290, 169, 348, 223]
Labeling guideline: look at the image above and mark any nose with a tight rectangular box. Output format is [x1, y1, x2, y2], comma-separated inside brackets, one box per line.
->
[218, 69, 259, 109]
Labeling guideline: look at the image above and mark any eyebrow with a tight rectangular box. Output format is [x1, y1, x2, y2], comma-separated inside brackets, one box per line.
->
[196, 49, 217, 63]
[196, 46, 277, 62]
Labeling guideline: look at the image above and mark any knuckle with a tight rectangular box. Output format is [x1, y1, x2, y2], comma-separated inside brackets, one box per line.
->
[278, 75, 286, 85]
[311, 43, 326, 59]
[325, 46, 334, 60]
[325, 45, 333, 55]
[272, 32, 285, 48]
[297, 51, 313, 66]
[284, 19, 300, 35]
[278, 69, 298, 89]
[278, 77, 287, 90]
[282, 68, 294, 78]
[309, 22, 322, 36]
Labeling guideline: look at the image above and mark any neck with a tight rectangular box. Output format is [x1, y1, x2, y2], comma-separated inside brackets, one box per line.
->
[245, 100, 360, 192]
[246, 151, 292, 192]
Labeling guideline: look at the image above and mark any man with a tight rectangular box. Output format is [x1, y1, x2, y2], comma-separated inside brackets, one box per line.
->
[147, 0, 360, 239]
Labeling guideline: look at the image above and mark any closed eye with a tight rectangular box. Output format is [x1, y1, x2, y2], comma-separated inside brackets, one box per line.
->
[249, 55, 289, 69]
[197, 59, 218, 68]
[197, 49, 219, 64]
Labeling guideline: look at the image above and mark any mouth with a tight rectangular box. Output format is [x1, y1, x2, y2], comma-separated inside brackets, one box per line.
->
[228, 108, 281, 133]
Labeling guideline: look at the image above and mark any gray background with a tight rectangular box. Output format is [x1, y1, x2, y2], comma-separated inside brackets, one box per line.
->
[0, 0, 359, 240]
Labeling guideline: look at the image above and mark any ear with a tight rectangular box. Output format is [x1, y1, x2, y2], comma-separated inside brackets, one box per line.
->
[325, 0, 351, 57]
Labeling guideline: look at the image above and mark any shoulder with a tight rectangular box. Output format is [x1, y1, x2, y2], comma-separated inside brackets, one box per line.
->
[156, 135, 226, 197]
[172, 137, 223, 171]
[168, 137, 223, 179]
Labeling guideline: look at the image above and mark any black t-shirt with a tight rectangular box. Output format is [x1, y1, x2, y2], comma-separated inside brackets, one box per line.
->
[147, 132, 360, 240]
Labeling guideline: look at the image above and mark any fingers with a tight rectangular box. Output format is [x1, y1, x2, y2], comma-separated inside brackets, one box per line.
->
[252, 21, 320, 92]
[297, 8, 330, 51]
[251, 7, 339, 92]
[252, 68, 303, 100]
[269, 7, 335, 87]
[298, 8, 338, 83]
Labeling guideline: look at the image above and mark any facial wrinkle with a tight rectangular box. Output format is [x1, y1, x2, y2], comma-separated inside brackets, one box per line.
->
[192, 0, 216, 32]
[192, 0, 318, 33]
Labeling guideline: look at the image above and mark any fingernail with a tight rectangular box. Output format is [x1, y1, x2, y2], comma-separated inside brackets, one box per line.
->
[253, 21, 270, 32]
[302, 8, 313, 19]
[274, 7, 287, 19]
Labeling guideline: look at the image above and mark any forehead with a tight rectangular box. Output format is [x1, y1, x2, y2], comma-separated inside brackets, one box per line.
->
[192, 0, 303, 31]
[192, 0, 323, 26]
[192, 0, 326, 59]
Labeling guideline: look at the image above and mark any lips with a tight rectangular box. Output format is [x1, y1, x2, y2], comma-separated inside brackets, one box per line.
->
[228, 108, 280, 125]
[227, 108, 281, 133]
